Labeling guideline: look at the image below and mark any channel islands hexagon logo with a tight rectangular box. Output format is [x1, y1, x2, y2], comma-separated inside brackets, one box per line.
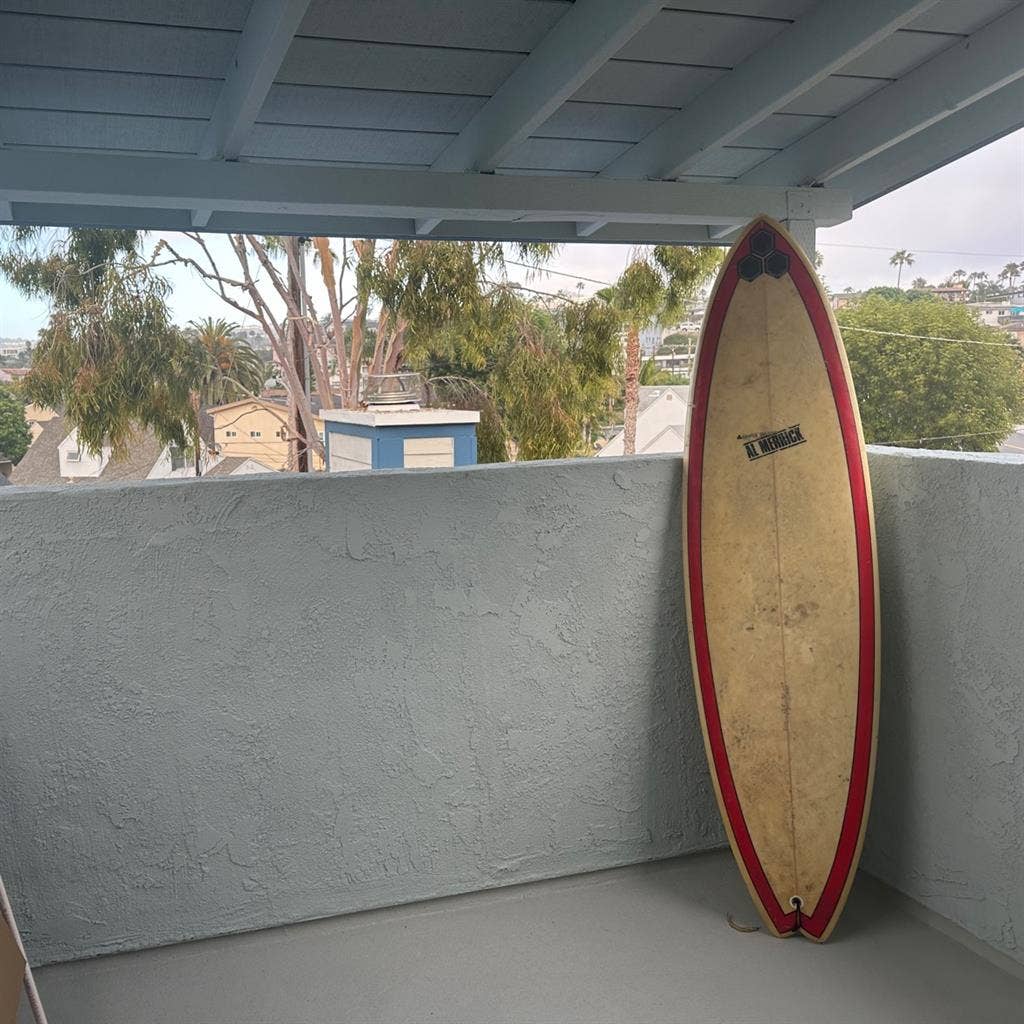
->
[737, 227, 790, 282]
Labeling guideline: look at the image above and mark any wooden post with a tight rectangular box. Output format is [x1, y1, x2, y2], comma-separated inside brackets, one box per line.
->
[289, 237, 310, 473]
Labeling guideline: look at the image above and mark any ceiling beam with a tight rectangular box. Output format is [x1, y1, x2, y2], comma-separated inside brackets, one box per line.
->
[830, 76, 1024, 207]
[0, 150, 851, 230]
[191, 0, 312, 227]
[429, 0, 663, 178]
[599, 0, 939, 182]
[741, 3, 1024, 188]
[4, 205, 747, 245]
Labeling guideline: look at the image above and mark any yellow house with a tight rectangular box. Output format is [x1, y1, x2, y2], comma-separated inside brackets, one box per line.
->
[208, 398, 325, 471]
[23, 402, 59, 443]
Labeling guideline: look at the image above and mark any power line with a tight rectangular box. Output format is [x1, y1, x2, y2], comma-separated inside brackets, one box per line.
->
[504, 259, 614, 288]
[820, 242, 1024, 260]
[840, 325, 1019, 347]
[874, 429, 1011, 446]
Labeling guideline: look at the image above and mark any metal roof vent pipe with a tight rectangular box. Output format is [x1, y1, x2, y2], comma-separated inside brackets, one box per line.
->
[363, 372, 424, 409]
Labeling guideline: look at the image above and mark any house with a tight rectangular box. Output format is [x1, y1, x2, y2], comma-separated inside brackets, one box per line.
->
[1002, 321, 1024, 347]
[652, 349, 693, 375]
[927, 283, 969, 303]
[8, 412, 271, 486]
[830, 292, 862, 309]
[0, 338, 30, 358]
[967, 301, 1024, 326]
[207, 397, 326, 471]
[597, 386, 690, 457]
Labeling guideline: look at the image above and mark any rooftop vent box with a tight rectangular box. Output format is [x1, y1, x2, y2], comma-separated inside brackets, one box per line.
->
[321, 373, 480, 473]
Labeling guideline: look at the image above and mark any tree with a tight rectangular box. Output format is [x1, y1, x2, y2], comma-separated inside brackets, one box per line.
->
[837, 295, 1024, 451]
[911, 277, 928, 290]
[160, 234, 556, 465]
[188, 317, 266, 407]
[603, 246, 722, 455]
[889, 249, 915, 288]
[419, 291, 622, 460]
[1000, 262, 1021, 293]
[639, 357, 680, 386]
[0, 385, 30, 464]
[0, 228, 202, 458]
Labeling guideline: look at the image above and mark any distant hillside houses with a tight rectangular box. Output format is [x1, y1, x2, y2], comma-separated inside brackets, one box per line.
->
[0, 338, 31, 358]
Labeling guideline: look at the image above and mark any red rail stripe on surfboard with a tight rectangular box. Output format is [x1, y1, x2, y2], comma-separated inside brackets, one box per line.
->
[687, 222, 876, 938]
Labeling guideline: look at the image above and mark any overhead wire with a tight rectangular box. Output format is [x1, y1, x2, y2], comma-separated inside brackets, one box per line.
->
[839, 326, 1020, 347]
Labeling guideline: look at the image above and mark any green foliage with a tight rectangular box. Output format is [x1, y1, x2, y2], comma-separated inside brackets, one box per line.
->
[188, 317, 266, 406]
[0, 384, 30, 464]
[415, 293, 621, 462]
[639, 358, 681, 386]
[603, 245, 722, 453]
[1, 228, 201, 457]
[863, 285, 933, 303]
[838, 296, 1024, 451]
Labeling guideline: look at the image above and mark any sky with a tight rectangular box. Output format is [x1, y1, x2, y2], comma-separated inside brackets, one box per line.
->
[1, 127, 1023, 340]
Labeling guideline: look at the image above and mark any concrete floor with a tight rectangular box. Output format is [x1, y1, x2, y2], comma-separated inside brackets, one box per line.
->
[20, 851, 1024, 1024]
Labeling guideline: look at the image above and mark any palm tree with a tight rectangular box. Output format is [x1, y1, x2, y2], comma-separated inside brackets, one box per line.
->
[189, 318, 267, 406]
[952, 268, 967, 283]
[911, 277, 928, 290]
[1000, 262, 1021, 293]
[889, 250, 915, 288]
[188, 317, 267, 474]
[602, 247, 722, 455]
[968, 270, 990, 300]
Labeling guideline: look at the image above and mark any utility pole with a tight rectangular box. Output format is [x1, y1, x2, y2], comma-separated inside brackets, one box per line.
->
[288, 236, 310, 472]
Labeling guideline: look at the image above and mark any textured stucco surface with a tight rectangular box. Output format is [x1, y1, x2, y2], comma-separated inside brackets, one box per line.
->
[0, 457, 721, 965]
[862, 448, 1024, 967]
[1, 450, 1022, 969]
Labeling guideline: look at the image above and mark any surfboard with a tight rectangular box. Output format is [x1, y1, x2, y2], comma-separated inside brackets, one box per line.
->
[684, 216, 879, 942]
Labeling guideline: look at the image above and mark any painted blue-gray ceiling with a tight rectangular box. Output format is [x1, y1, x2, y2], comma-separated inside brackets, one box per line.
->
[0, 0, 1021, 241]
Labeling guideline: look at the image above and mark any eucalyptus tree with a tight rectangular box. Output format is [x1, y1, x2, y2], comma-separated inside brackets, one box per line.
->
[602, 245, 722, 455]
[160, 234, 558, 462]
[412, 282, 622, 461]
[0, 227, 203, 458]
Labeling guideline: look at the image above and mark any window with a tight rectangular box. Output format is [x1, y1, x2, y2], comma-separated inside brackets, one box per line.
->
[250, 431, 262, 438]
[275, 429, 285, 438]
[66, 449, 81, 463]
[168, 445, 186, 471]
[225, 430, 237, 438]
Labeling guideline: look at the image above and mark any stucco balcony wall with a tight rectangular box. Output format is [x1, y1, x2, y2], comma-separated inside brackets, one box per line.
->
[0, 449, 1020, 970]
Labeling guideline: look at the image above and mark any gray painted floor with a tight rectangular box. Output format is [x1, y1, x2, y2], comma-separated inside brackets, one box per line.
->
[21, 851, 1024, 1024]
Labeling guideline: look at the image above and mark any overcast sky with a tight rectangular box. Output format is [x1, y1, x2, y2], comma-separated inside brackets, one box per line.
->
[2, 127, 1022, 340]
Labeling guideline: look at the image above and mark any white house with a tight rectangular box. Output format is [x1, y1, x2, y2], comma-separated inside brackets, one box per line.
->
[597, 386, 690, 458]
[967, 301, 1024, 326]
[11, 416, 274, 486]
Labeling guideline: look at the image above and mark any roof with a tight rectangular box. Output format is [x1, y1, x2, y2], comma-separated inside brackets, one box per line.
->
[1, 2, 1022, 242]
[98, 432, 165, 482]
[8, 411, 69, 486]
[8, 412, 168, 485]
[598, 385, 690, 457]
[203, 455, 275, 477]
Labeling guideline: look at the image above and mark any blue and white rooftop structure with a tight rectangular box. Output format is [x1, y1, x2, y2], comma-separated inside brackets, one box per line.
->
[321, 406, 480, 473]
